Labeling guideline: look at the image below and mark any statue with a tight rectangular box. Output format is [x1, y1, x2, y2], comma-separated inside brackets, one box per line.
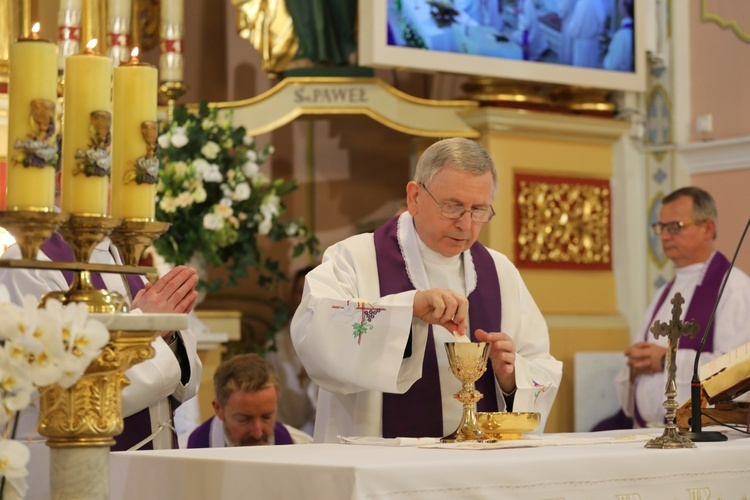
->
[232, 0, 357, 76]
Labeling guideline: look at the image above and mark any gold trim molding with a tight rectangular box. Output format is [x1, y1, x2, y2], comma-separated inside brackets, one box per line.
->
[207, 77, 479, 138]
[701, 0, 750, 44]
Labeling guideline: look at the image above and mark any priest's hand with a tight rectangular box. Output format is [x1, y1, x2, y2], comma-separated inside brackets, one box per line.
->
[132, 265, 199, 339]
[474, 328, 516, 394]
[625, 341, 667, 377]
[413, 289, 468, 336]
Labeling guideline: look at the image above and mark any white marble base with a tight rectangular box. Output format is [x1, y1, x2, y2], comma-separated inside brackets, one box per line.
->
[50, 447, 109, 500]
[90, 312, 188, 332]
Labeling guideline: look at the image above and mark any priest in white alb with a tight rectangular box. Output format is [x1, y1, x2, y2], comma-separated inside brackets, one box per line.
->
[291, 137, 562, 443]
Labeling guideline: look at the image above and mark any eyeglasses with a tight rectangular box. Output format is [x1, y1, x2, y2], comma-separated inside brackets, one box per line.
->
[651, 220, 703, 236]
[420, 183, 495, 223]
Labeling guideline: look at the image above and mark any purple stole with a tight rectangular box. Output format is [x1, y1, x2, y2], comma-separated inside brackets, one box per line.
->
[40, 232, 158, 451]
[633, 252, 732, 427]
[376, 216, 501, 438]
[186, 417, 294, 448]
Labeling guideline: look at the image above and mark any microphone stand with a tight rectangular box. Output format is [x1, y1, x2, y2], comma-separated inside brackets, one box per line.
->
[681, 218, 750, 442]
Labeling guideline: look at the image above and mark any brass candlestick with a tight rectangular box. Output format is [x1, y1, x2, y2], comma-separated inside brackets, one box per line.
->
[441, 342, 496, 443]
[41, 214, 126, 313]
[110, 219, 171, 266]
[158, 80, 187, 124]
[0, 210, 70, 259]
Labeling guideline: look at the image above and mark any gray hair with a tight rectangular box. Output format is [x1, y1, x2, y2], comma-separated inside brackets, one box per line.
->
[414, 138, 498, 195]
[663, 186, 718, 238]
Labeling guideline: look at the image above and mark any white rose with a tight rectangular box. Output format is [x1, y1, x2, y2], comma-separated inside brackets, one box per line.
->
[258, 217, 272, 236]
[201, 118, 215, 131]
[170, 127, 189, 148]
[158, 133, 170, 150]
[203, 213, 224, 230]
[201, 141, 221, 160]
[158, 196, 178, 213]
[215, 203, 233, 218]
[243, 135, 254, 146]
[260, 194, 280, 218]
[173, 161, 188, 176]
[176, 191, 194, 208]
[205, 164, 223, 183]
[192, 185, 207, 203]
[242, 161, 259, 179]
[232, 183, 251, 201]
[245, 149, 258, 162]
[286, 222, 299, 236]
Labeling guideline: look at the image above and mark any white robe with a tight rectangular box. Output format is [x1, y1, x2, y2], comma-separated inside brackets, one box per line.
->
[0, 238, 202, 449]
[615, 254, 750, 427]
[603, 17, 633, 71]
[291, 213, 562, 443]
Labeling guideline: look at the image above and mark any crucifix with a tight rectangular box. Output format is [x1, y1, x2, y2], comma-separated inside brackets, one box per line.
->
[645, 292, 698, 449]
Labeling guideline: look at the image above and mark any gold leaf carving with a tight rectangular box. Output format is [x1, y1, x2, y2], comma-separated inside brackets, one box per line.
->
[515, 174, 611, 269]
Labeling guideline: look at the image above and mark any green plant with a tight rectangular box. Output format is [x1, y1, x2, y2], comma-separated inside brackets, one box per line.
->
[154, 101, 317, 338]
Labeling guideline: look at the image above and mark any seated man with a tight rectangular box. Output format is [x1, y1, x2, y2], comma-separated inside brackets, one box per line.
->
[187, 353, 312, 447]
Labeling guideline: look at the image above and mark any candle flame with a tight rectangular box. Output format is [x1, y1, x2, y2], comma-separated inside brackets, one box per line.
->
[86, 39, 98, 51]
[131, 47, 140, 58]
[31, 22, 40, 34]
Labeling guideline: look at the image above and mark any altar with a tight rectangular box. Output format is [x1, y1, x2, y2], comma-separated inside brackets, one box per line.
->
[109, 428, 750, 499]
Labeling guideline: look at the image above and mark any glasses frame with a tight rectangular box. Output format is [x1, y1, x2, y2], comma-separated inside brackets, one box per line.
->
[419, 183, 495, 223]
[651, 220, 703, 236]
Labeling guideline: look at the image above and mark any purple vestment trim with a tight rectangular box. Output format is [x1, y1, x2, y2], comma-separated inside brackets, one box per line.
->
[40, 232, 157, 450]
[634, 252, 732, 427]
[186, 417, 211, 448]
[376, 216, 501, 438]
[186, 417, 294, 447]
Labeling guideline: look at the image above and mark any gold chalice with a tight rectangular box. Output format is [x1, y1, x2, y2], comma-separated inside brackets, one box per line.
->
[441, 341, 496, 443]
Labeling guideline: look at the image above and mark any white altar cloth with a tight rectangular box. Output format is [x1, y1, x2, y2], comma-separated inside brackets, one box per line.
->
[110, 428, 750, 499]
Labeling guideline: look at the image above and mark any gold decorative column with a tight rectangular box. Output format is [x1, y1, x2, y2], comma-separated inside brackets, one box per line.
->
[38, 312, 187, 499]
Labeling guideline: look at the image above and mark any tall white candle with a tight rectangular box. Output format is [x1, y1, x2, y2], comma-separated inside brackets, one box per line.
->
[159, 0, 184, 82]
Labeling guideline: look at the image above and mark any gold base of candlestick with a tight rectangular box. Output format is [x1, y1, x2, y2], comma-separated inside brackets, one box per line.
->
[159, 81, 188, 123]
[41, 215, 127, 313]
[58, 214, 123, 263]
[38, 328, 159, 448]
[110, 219, 171, 266]
[0, 210, 70, 259]
[41, 271, 128, 313]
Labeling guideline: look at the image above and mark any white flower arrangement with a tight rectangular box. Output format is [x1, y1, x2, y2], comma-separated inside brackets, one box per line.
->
[0, 286, 109, 498]
[153, 101, 318, 299]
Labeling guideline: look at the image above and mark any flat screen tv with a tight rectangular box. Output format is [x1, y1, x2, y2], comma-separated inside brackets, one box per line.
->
[359, 0, 647, 92]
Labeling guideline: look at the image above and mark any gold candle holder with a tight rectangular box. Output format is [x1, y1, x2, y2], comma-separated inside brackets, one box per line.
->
[110, 219, 171, 266]
[158, 80, 187, 124]
[0, 210, 70, 259]
[41, 214, 126, 313]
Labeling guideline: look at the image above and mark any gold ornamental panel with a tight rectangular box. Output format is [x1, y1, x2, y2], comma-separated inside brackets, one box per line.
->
[515, 174, 611, 270]
[38, 329, 158, 448]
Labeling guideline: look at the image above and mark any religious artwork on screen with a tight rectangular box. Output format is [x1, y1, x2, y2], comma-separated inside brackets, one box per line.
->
[359, 0, 644, 92]
[514, 173, 612, 270]
[386, 0, 635, 72]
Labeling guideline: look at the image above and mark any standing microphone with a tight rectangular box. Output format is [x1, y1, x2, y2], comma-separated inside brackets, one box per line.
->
[681, 218, 750, 442]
